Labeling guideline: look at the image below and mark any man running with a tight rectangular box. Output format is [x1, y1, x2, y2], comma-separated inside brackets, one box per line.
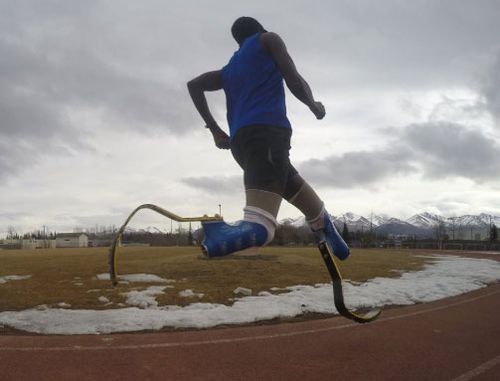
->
[187, 16, 349, 260]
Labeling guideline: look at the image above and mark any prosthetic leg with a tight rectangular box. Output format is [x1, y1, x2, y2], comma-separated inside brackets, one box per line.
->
[201, 219, 268, 257]
[201, 190, 280, 258]
[109, 202, 380, 323]
[285, 176, 380, 322]
[285, 176, 350, 260]
[308, 209, 350, 260]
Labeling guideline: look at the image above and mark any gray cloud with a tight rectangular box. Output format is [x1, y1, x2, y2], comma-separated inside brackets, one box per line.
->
[181, 175, 242, 195]
[278, 1, 500, 90]
[299, 122, 500, 188]
[0, 30, 192, 135]
[1, 0, 499, 183]
[299, 149, 415, 188]
[403, 122, 500, 181]
[480, 52, 500, 125]
[0, 1, 208, 180]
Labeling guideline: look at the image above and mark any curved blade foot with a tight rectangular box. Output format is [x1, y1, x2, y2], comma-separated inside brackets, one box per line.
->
[318, 242, 381, 324]
[109, 204, 223, 286]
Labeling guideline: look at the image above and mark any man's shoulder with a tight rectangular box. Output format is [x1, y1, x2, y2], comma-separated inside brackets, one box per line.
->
[260, 32, 285, 52]
[260, 31, 281, 43]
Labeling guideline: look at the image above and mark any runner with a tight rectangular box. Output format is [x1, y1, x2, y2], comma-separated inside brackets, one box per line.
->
[187, 16, 349, 260]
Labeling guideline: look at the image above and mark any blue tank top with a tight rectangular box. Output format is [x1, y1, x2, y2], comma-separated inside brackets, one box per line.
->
[221, 33, 291, 139]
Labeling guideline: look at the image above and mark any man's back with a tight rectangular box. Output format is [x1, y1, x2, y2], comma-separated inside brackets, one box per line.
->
[221, 33, 291, 138]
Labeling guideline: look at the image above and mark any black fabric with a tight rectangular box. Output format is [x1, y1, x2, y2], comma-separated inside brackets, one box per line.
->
[231, 17, 267, 45]
[231, 125, 302, 196]
[282, 173, 307, 201]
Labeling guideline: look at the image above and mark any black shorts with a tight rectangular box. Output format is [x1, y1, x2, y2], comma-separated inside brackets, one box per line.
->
[231, 125, 300, 196]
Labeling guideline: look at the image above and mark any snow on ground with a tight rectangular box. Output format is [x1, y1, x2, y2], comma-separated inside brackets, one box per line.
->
[1, 256, 500, 335]
[98, 296, 110, 304]
[179, 289, 204, 299]
[96, 273, 175, 283]
[233, 287, 252, 296]
[121, 286, 169, 309]
[0, 275, 31, 284]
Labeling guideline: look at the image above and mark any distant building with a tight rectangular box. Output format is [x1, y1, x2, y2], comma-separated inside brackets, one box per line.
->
[21, 239, 56, 249]
[0, 239, 56, 250]
[56, 233, 88, 248]
[387, 234, 411, 241]
[0, 239, 22, 250]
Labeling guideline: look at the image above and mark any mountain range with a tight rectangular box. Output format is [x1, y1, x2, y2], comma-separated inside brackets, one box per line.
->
[121, 212, 499, 240]
[280, 212, 500, 239]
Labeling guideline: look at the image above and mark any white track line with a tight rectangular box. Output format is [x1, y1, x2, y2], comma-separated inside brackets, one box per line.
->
[1, 288, 499, 352]
[449, 354, 500, 381]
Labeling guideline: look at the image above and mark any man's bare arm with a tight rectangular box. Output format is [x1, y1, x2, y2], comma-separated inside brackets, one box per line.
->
[187, 70, 223, 127]
[260, 32, 325, 119]
[187, 70, 230, 149]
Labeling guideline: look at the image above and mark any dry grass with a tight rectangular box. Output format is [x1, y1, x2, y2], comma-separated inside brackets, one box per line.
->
[0, 246, 430, 311]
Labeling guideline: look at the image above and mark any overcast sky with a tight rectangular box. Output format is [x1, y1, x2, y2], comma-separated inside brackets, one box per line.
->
[1, 0, 500, 235]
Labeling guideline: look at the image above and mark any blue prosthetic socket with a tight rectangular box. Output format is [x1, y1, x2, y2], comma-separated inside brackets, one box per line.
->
[201, 220, 268, 258]
[312, 211, 350, 260]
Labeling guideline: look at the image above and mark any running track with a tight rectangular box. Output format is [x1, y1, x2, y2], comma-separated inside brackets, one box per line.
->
[1, 263, 499, 380]
[1, 284, 499, 380]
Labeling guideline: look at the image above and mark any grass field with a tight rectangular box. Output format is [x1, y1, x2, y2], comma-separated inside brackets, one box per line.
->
[0, 246, 431, 311]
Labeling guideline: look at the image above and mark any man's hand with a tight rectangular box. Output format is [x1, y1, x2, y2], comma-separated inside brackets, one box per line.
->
[310, 101, 326, 120]
[207, 123, 230, 149]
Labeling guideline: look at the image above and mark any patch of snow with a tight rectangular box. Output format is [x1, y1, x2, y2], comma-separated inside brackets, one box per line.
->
[0, 275, 31, 284]
[74, 282, 84, 286]
[1, 256, 500, 334]
[98, 296, 110, 304]
[121, 286, 168, 309]
[87, 289, 101, 293]
[96, 273, 174, 283]
[57, 303, 71, 308]
[270, 287, 287, 292]
[178, 289, 204, 298]
[233, 287, 252, 296]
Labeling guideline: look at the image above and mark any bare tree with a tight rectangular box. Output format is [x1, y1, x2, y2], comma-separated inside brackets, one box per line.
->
[6, 226, 16, 240]
[434, 221, 447, 249]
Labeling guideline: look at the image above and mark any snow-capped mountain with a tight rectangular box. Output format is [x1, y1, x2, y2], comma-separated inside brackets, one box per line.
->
[372, 214, 391, 227]
[406, 212, 444, 228]
[407, 213, 500, 229]
[122, 212, 499, 240]
[123, 226, 167, 234]
[279, 211, 499, 238]
[453, 214, 500, 227]
[280, 216, 306, 228]
[332, 212, 373, 231]
[375, 218, 429, 237]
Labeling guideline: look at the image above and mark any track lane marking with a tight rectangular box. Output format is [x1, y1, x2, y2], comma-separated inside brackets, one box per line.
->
[449, 354, 500, 381]
[1, 288, 499, 352]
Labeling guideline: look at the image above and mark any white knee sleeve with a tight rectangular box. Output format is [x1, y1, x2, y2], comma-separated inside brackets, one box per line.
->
[243, 206, 277, 245]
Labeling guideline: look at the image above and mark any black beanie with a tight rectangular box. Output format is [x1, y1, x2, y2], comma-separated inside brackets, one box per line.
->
[231, 17, 267, 45]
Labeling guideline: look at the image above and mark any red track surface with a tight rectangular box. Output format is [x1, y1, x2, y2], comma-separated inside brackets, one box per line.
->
[1, 281, 499, 381]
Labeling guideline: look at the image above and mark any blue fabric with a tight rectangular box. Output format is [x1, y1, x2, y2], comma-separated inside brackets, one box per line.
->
[221, 33, 291, 139]
[201, 220, 268, 258]
[315, 212, 350, 260]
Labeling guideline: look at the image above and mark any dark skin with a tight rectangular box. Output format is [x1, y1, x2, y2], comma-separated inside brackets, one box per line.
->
[187, 32, 325, 150]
